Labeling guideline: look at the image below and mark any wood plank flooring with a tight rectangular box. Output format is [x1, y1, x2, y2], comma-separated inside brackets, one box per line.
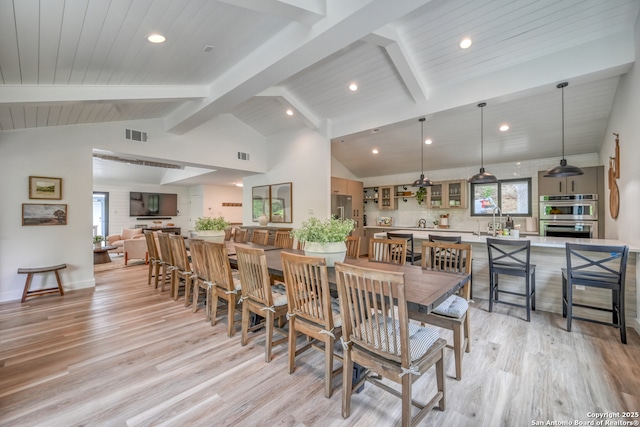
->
[1, 264, 639, 426]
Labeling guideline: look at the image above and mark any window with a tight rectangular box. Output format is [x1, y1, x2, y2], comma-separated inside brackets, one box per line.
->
[470, 178, 532, 216]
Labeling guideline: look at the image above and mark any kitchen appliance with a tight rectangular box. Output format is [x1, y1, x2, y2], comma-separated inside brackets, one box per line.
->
[331, 195, 352, 221]
[539, 194, 598, 238]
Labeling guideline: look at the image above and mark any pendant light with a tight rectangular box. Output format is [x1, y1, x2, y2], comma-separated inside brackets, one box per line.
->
[412, 118, 433, 187]
[468, 102, 497, 183]
[544, 82, 584, 177]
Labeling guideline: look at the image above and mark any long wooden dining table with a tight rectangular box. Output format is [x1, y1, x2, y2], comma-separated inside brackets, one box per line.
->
[227, 243, 470, 319]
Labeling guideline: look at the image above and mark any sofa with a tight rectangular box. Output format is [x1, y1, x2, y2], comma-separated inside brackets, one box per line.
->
[107, 228, 145, 254]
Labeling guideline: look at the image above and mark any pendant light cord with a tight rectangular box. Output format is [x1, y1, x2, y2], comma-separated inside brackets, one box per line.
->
[480, 104, 484, 169]
[561, 83, 565, 159]
[419, 117, 425, 175]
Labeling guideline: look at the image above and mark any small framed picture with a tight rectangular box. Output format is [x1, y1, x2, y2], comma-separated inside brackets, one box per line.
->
[22, 204, 68, 226]
[29, 176, 62, 200]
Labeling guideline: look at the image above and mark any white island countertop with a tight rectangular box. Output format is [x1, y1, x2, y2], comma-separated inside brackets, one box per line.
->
[374, 229, 640, 252]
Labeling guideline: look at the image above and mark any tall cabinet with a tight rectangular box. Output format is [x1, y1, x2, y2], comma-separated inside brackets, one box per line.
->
[331, 177, 364, 251]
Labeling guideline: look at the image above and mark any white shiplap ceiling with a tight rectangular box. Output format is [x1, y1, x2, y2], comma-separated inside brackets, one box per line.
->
[1, 0, 638, 185]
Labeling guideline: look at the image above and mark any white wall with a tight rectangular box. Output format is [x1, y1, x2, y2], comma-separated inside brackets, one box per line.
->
[0, 116, 266, 302]
[197, 184, 243, 224]
[243, 127, 331, 228]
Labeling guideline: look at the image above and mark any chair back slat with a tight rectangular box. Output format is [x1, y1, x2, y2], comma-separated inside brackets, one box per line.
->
[345, 236, 361, 258]
[188, 238, 208, 280]
[281, 252, 333, 329]
[335, 262, 408, 364]
[205, 242, 236, 292]
[234, 228, 248, 243]
[369, 238, 407, 265]
[421, 241, 472, 299]
[236, 246, 272, 305]
[565, 243, 629, 285]
[169, 234, 191, 272]
[274, 230, 294, 249]
[144, 230, 160, 261]
[251, 229, 270, 245]
[156, 232, 174, 266]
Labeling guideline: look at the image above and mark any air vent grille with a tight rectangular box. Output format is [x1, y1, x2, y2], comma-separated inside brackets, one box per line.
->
[125, 129, 148, 142]
[237, 152, 250, 161]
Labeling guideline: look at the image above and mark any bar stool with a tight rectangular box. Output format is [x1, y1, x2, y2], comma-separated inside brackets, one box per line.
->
[562, 243, 629, 344]
[486, 238, 536, 321]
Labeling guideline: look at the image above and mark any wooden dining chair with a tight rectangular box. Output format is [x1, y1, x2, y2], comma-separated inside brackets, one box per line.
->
[274, 230, 294, 249]
[562, 243, 629, 344]
[169, 234, 194, 305]
[251, 229, 270, 245]
[368, 237, 407, 265]
[236, 246, 288, 362]
[421, 241, 472, 380]
[188, 238, 213, 321]
[143, 230, 163, 288]
[281, 252, 342, 398]
[206, 241, 243, 337]
[234, 228, 248, 243]
[334, 262, 446, 426]
[156, 232, 175, 293]
[345, 236, 361, 258]
[224, 228, 232, 241]
[388, 232, 421, 265]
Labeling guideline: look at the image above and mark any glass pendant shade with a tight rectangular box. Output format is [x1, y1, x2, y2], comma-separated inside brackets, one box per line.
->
[544, 82, 584, 178]
[412, 118, 433, 187]
[469, 102, 497, 183]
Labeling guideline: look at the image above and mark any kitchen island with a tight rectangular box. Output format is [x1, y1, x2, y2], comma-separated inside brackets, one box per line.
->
[374, 229, 639, 329]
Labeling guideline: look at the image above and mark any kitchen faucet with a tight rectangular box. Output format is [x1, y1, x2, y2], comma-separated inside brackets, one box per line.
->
[418, 218, 427, 228]
[492, 206, 502, 237]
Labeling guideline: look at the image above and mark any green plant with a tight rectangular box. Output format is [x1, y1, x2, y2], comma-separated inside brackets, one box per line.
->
[93, 235, 104, 244]
[291, 217, 355, 243]
[415, 187, 426, 205]
[194, 216, 229, 231]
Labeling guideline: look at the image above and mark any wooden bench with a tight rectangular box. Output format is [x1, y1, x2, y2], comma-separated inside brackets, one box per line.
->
[17, 264, 67, 302]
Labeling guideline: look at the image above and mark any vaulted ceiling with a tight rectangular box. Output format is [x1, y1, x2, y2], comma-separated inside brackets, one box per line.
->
[1, 0, 638, 185]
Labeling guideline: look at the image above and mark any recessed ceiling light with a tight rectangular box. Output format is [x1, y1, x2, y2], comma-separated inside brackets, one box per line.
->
[235, 182, 243, 187]
[459, 38, 472, 49]
[349, 83, 358, 91]
[425, 139, 432, 145]
[286, 109, 293, 116]
[500, 124, 510, 131]
[372, 149, 379, 154]
[147, 33, 166, 43]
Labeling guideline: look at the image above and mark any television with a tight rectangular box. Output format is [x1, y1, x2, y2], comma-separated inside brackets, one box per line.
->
[129, 192, 178, 217]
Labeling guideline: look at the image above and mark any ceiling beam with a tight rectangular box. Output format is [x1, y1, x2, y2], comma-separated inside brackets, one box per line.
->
[363, 26, 428, 103]
[218, 0, 326, 25]
[256, 86, 321, 129]
[0, 85, 207, 104]
[329, 29, 635, 139]
[163, 0, 433, 134]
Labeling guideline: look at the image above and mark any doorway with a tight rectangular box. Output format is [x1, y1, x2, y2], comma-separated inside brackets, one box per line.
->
[93, 192, 109, 237]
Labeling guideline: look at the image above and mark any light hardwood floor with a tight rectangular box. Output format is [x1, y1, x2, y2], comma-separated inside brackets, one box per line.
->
[1, 264, 639, 426]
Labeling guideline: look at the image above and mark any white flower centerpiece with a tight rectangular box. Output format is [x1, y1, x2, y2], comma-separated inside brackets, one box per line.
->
[291, 217, 355, 267]
[194, 216, 230, 243]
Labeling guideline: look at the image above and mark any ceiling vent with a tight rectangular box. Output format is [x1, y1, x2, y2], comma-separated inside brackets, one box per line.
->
[125, 129, 148, 142]
[237, 152, 250, 161]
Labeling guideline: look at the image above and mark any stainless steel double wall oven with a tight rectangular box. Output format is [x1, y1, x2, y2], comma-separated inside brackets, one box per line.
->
[539, 194, 598, 238]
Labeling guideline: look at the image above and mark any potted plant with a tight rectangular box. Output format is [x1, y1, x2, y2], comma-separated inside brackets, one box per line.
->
[93, 235, 104, 249]
[194, 216, 230, 243]
[415, 187, 426, 205]
[291, 217, 355, 267]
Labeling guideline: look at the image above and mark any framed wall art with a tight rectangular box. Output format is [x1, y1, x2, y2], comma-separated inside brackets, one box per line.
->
[22, 203, 68, 226]
[270, 182, 292, 223]
[29, 176, 62, 200]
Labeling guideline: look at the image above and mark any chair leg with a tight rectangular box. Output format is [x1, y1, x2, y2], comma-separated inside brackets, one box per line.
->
[265, 310, 274, 363]
[531, 271, 536, 311]
[401, 371, 412, 427]
[453, 321, 463, 380]
[436, 349, 446, 411]
[488, 271, 494, 313]
[324, 337, 334, 398]
[464, 312, 471, 353]
[616, 289, 627, 344]
[241, 303, 250, 346]
[211, 293, 220, 327]
[566, 280, 573, 332]
[341, 349, 354, 419]
[525, 275, 531, 322]
[288, 318, 297, 374]
[227, 295, 236, 337]
[562, 276, 567, 318]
